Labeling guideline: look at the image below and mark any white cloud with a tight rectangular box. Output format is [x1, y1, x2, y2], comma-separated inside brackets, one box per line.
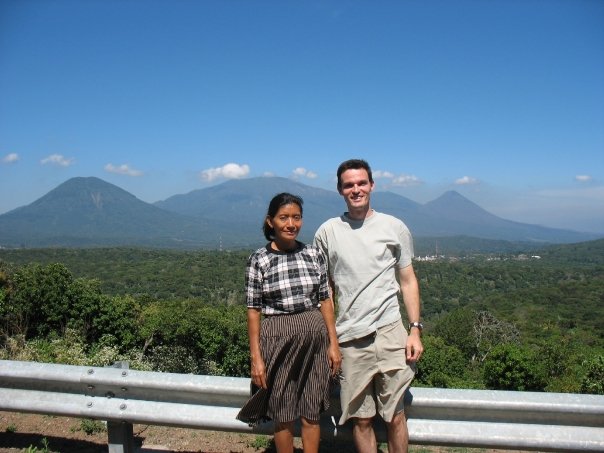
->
[2, 153, 19, 164]
[374, 170, 394, 179]
[392, 174, 422, 186]
[455, 176, 479, 185]
[40, 154, 74, 167]
[104, 163, 143, 176]
[575, 175, 592, 183]
[292, 167, 318, 179]
[373, 169, 422, 186]
[200, 163, 250, 182]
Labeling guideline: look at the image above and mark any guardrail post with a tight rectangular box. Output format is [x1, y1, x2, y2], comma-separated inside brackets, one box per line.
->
[107, 361, 134, 453]
[108, 421, 135, 453]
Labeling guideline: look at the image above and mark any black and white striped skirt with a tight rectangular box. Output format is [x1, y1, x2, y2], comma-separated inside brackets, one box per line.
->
[236, 309, 332, 425]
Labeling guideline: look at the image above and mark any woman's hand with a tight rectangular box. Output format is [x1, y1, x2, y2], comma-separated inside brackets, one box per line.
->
[251, 357, 268, 389]
[327, 342, 342, 376]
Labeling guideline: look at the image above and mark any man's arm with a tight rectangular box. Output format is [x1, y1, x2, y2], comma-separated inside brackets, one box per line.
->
[398, 264, 424, 362]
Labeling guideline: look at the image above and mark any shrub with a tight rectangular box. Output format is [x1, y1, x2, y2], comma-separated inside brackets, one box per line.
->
[483, 343, 547, 391]
[415, 336, 468, 388]
[580, 354, 604, 395]
[79, 419, 106, 435]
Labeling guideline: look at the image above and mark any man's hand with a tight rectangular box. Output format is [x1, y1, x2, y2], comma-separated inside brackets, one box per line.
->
[406, 332, 424, 362]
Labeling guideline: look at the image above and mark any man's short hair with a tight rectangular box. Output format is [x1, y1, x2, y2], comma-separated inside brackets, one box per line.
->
[337, 159, 373, 192]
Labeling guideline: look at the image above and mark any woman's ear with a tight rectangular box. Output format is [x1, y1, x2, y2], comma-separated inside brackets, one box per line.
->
[265, 216, 273, 229]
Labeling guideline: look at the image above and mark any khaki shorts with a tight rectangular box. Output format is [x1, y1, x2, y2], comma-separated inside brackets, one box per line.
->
[338, 320, 415, 424]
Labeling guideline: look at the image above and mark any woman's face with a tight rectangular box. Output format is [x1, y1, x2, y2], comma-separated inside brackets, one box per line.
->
[267, 203, 303, 249]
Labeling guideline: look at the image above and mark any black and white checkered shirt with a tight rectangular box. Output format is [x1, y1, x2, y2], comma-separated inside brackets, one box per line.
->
[245, 242, 330, 315]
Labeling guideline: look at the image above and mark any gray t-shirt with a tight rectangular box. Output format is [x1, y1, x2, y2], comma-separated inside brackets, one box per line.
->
[314, 210, 414, 342]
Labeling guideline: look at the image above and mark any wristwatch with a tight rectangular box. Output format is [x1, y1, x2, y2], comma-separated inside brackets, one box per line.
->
[409, 321, 423, 331]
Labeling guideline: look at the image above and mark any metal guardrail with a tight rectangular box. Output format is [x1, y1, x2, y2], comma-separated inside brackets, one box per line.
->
[1, 359, 604, 452]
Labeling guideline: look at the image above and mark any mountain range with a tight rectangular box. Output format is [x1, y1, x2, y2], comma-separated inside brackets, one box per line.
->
[0, 176, 600, 251]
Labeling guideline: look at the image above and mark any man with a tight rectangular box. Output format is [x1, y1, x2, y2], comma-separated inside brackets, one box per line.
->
[314, 159, 423, 453]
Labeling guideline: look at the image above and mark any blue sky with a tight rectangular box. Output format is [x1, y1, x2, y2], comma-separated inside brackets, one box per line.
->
[1, 0, 603, 234]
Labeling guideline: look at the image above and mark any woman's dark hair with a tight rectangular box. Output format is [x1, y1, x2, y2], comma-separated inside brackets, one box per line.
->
[263, 193, 304, 240]
[337, 159, 373, 192]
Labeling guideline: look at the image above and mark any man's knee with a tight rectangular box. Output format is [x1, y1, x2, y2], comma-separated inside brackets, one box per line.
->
[353, 417, 374, 431]
[385, 410, 407, 428]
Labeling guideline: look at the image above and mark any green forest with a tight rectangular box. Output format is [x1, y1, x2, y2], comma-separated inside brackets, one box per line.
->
[1, 239, 603, 394]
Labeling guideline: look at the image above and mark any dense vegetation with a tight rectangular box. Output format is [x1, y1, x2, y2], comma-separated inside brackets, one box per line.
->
[1, 239, 603, 394]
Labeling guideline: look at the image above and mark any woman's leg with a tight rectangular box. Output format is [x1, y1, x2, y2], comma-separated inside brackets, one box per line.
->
[274, 421, 295, 453]
[300, 417, 320, 453]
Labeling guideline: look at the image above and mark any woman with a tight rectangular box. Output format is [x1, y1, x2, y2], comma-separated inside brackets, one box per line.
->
[237, 192, 341, 453]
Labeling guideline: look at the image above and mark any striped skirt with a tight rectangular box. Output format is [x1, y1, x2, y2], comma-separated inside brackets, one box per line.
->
[236, 309, 332, 425]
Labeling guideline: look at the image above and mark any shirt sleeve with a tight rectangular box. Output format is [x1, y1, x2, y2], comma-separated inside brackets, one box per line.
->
[316, 246, 330, 302]
[396, 221, 414, 268]
[313, 226, 328, 262]
[245, 252, 264, 309]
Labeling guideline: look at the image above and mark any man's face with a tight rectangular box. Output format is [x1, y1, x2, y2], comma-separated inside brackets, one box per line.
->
[338, 168, 374, 212]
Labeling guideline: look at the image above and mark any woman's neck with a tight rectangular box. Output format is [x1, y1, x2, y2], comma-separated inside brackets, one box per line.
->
[271, 240, 298, 252]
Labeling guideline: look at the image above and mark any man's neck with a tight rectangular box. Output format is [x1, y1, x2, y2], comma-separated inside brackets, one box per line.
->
[347, 206, 373, 221]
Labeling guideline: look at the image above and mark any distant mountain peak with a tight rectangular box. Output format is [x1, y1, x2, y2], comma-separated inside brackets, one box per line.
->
[53, 176, 121, 190]
[0, 176, 600, 248]
[423, 190, 492, 217]
[27, 176, 140, 212]
[440, 190, 465, 199]
[430, 190, 477, 204]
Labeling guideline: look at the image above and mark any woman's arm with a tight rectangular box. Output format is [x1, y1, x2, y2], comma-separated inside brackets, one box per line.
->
[247, 308, 267, 389]
[319, 298, 342, 375]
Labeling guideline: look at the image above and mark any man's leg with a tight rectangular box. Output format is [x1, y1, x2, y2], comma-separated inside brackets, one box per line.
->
[385, 411, 409, 453]
[339, 334, 378, 451]
[353, 417, 377, 453]
[375, 322, 414, 453]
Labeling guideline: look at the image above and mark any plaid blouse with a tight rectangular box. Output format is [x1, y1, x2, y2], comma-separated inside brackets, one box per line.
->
[245, 242, 330, 315]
